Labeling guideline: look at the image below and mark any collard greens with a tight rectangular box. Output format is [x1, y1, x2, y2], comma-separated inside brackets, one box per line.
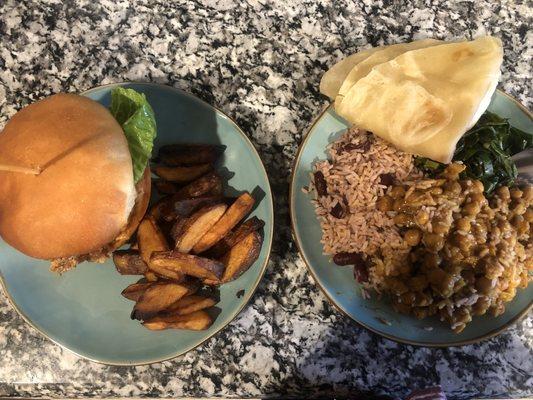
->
[415, 112, 532, 194]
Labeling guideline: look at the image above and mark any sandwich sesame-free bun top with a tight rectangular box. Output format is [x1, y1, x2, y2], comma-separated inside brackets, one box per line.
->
[0, 93, 138, 260]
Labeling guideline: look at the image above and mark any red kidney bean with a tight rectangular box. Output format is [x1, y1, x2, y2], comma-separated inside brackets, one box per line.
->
[379, 173, 395, 186]
[330, 203, 345, 218]
[314, 171, 328, 197]
[333, 252, 364, 266]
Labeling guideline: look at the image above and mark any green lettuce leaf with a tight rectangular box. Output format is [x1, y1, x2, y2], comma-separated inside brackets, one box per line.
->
[109, 87, 157, 183]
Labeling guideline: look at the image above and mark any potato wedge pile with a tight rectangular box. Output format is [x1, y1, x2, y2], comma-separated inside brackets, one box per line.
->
[113, 143, 265, 331]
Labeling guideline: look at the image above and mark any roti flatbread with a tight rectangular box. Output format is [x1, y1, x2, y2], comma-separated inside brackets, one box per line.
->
[335, 38, 442, 107]
[319, 45, 383, 100]
[336, 36, 503, 163]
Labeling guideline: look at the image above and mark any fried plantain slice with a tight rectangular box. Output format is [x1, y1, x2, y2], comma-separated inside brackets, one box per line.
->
[143, 310, 213, 331]
[175, 172, 223, 199]
[153, 179, 179, 195]
[192, 192, 255, 254]
[131, 282, 190, 320]
[204, 216, 265, 258]
[151, 251, 224, 281]
[153, 164, 212, 183]
[221, 231, 263, 282]
[174, 203, 228, 253]
[165, 295, 217, 315]
[113, 250, 148, 275]
[158, 144, 225, 166]
[121, 281, 153, 301]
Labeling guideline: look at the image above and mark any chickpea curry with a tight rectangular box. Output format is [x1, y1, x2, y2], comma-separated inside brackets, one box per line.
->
[372, 163, 532, 332]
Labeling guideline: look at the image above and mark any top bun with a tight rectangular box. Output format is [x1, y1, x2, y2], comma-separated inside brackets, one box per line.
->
[0, 93, 137, 259]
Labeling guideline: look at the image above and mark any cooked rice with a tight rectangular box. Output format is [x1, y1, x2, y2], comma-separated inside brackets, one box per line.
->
[309, 127, 418, 284]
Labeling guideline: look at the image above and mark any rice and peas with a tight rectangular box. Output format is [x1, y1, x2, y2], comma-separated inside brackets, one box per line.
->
[307, 128, 532, 332]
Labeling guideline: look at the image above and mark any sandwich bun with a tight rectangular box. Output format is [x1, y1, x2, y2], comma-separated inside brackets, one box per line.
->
[0, 93, 150, 260]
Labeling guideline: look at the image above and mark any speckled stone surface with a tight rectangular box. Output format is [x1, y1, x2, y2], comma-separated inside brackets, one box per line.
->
[0, 1, 532, 399]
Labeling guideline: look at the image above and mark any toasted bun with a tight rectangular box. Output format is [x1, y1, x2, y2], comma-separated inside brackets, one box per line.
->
[0, 93, 140, 259]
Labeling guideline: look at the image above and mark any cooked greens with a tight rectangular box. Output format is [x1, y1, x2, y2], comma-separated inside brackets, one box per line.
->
[110, 87, 157, 183]
[415, 112, 532, 194]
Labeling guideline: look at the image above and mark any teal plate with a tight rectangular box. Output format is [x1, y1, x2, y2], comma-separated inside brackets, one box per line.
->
[291, 90, 532, 347]
[0, 82, 274, 365]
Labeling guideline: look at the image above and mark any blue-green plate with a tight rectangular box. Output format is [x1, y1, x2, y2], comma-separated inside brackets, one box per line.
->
[290, 90, 532, 346]
[0, 82, 274, 364]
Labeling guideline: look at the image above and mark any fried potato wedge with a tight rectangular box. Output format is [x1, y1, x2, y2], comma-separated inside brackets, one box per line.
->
[221, 231, 263, 282]
[175, 172, 223, 199]
[138, 217, 169, 265]
[113, 250, 148, 275]
[131, 282, 190, 320]
[153, 164, 212, 183]
[170, 218, 186, 241]
[147, 196, 171, 221]
[174, 203, 228, 253]
[155, 196, 222, 225]
[151, 251, 224, 281]
[192, 192, 255, 253]
[138, 218, 183, 281]
[205, 216, 265, 258]
[143, 310, 213, 331]
[144, 271, 159, 282]
[158, 144, 225, 166]
[153, 179, 179, 194]
[173, 196, 223, 217]
[165, 295, 217, 315]
[149, 174, 222, 222]
[121, 282, 153, 301]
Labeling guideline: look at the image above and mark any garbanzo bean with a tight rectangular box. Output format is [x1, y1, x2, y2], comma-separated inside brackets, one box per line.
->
[393, 198, 404, 211]
[404, 229, 422, 246]
[415, 210, 429, 226]
[471, 180, 484, 193]
[390, 186, 406, 199]
[496, 186, 511, 200]
[394, 213, 411, 226]
[510, 188, 523, 199]
[376, 195, 394, 212]
[444, 181, 462, 196]
[463, 201, 481, 216]
[469, 192, 486, 204]
[517, 220, 529, 236]
[522, 186, 532, 202]
[472, 296, 490, 315]
[423, 233, 444, 251]
[512, 202, 526, 215]
[525, 208, 533, 223]
[400, 291, 416, 305]
[432, 220, 449, 235]
[458, 235, 475, 253]
[456, 217, 471, 232]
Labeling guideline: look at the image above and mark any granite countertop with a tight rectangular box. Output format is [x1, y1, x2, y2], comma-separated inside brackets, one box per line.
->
[0, 1, 531, 399]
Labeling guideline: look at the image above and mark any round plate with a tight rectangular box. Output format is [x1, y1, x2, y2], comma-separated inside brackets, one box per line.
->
[0, 82, 274, 365]
[290, 90, 532, 347]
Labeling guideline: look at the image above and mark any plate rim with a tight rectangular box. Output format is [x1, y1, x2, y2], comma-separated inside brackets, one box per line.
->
[0, 81, 274, 365]
[289, 89, 533, 347]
